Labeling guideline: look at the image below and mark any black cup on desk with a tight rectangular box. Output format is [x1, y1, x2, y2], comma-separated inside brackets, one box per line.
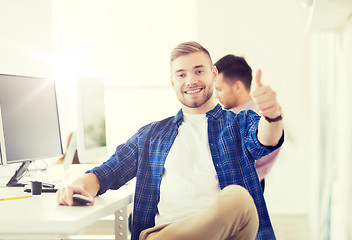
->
[31, 181, 42, 195]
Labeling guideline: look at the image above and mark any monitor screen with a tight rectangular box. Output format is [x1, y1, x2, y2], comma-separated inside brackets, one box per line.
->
[0, 74, 63, 165]
[76, 76, 107, 163]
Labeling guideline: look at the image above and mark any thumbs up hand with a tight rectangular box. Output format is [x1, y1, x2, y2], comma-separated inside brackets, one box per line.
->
[252, 69, 282, 121]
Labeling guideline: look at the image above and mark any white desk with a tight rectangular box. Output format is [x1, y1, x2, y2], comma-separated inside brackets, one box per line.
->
[0, 165, 135, 240]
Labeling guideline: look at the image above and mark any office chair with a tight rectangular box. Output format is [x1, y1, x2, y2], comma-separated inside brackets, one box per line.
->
[260, 179, 265, 192]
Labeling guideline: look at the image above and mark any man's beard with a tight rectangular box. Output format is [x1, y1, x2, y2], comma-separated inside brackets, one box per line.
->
[177, 87, 213, 108]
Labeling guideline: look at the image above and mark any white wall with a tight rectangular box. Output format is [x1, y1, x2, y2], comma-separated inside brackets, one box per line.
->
[309, 30, 352, 240]
[342, 18, 352, 239]
[52, 0, 197, 86]
[196, 0, 312, 213]
[0, 0, 52, 77]
[307, 6, 352, 239]
[330, 15, 352, 240]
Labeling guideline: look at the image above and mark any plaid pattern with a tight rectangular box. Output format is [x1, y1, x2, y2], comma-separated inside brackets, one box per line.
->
[233, 100, 280, 181]
[87, 104, 284, 240]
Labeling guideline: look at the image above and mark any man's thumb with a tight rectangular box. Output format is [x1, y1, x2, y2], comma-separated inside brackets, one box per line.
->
[255, 69, 263, 87]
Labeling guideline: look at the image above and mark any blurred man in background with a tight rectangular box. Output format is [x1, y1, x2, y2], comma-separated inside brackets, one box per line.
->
[215, 54, 281, 191]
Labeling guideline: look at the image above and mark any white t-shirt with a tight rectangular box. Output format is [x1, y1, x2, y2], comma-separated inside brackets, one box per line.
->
[155, 113, 221, 226]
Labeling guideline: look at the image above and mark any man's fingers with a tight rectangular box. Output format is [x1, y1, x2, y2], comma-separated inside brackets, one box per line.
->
[254, 89, 276, 105]
[59, 187, 73, 206]
[58, 189, 70, 206]
[252, 86, 268, 98]
[57, 185, 93, 206]
[256, 100, 277, 112]
[57, 189, 63, 205]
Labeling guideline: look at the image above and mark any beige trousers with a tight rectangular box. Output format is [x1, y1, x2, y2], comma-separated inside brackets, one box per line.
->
[139, 185, 259, 240]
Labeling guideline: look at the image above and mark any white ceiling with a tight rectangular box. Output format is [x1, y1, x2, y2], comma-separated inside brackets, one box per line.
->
[308, 0, 352, 31]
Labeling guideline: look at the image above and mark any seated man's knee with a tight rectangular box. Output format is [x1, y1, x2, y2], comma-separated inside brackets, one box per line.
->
[220, 185, 252, 204]
[216, 185, 257, 218]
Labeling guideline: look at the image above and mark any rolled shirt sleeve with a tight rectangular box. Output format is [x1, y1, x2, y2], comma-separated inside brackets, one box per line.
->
[86, 131, 139, 195]
[240, 109, 284, 160]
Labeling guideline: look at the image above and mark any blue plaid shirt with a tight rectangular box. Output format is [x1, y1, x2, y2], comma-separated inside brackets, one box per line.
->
[87, 104, 284, 240]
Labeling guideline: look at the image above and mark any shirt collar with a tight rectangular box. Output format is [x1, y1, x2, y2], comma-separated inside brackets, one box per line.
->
[232, 100, 256, 113]
[173, 104, 223, 126]
[173, 108, 184, 127]
[206, 104, 223, 119]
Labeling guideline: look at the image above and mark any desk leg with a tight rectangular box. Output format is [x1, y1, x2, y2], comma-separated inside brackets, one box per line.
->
[115, 206, 129, 240]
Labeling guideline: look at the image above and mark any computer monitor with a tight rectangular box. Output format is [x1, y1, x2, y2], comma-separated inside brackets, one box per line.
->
[75, 76, 107, 164]
[0, 74, 63, 186]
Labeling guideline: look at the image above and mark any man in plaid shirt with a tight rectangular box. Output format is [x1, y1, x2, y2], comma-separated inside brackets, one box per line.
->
[58, 41, 284, 240]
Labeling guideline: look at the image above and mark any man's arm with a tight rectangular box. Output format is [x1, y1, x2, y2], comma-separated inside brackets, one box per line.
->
[56, 127, 142, 206]
[257, 115, 283, 146]
[57, 172, 100, 206]
[252, 69, 283, 146]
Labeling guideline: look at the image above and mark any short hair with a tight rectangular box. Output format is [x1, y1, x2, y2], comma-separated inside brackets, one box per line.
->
[214, 54, 252, 90]
[170, 41, 213, 65]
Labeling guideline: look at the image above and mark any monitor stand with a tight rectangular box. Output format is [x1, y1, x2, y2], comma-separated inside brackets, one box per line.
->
[6, 161, 32, 187]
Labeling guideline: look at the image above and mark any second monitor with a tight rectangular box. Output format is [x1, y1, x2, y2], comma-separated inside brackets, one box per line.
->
[75, 76, 107, 164]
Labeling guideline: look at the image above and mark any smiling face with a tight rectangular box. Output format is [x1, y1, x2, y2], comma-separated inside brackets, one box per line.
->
[171, 51, 218, 114]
